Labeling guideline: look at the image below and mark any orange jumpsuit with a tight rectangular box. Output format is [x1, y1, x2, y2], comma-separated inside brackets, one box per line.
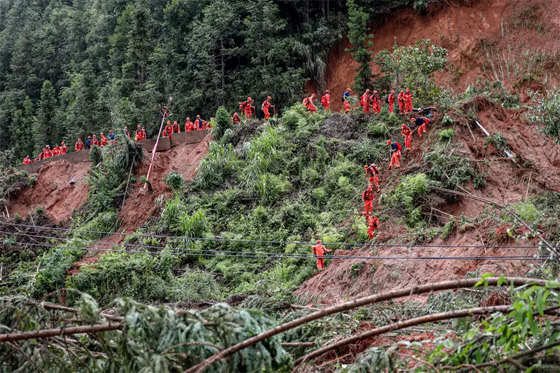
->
[164, 124, 174, 140]
[241, 101, 253, 119]
[60, 145, 67, 154]
[417, 117, 429, 137]
[389, 142, 401, 169]
[91, 138, 99, 146]
[262, 100, 273, 120]
[185, 120, 194, 131]
[22, 157, 31, 165]
[135, 129, 142, 141]
[361, 92, 371, 113]
[366, 164, 380, 191]
[388, 92, 395, 114]
[312, 244, 331, 269]
[362, 188, 375, 216]
[367, 216, 380, 239]
[305, 96, 317, 113]
[321, 93, 330, 113]
[232, 113, 241, 124]
[52, 147, 61, 156]
[401, 125, 412, 149]
[75, 141, 84, 152]
[43, 148, 52, 158]
[173, 122, 181, 133]
[370, 93, 381, 114]
[397, 91, 405, 114]
[404, 90, 413, 113]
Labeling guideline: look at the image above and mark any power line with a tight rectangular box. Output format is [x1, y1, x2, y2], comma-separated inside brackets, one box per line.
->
[3, 238, 548, 262]
[0, 221, 543, 250]
[0, 230, 542, 255]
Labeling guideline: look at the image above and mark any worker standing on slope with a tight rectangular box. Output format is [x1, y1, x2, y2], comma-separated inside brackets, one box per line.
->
[60, 141, 67, 154]
[85, 136, 91, 150]
[52, 144, 61, 157]
[365, 163, 380, 192]
[387, 139, 402, 169]
[100, 133, 108, 146]
[366, 215, 380, 239]
[401, 123, 413, 150]
[262, 96, 274, 120]
[362, 185, 375, 216]
[240, 97, 254, 119]
[141, 126, 147, 140]
[412, 116, 430, 137]
[387, 90, 395, 114]
[172, 121, 181, 133]
[397, 90, 405, 114]
[91, 135, 99, 147]
[304, 93, 318, 114]
[232, 112, 241, 124]
[361, 89, 371, 113]
[75, 138, 84, 152]
[404, 88, 413, 114]
[311, 239, 332, 270]
[135, 125, 142, 141]
[341, 88, 352, 113]
[22, 156, 31, 165]
[164, 120, 174, 141]
[195, 115, 208, 130]
[321, 90, 331, 113]
[371, 90, 381, 114]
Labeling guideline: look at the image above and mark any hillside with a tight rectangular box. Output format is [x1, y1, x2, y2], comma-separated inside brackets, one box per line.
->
[1, 0, 560, 372]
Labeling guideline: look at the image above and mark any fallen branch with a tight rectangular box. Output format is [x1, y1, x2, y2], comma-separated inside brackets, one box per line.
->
[184, 277, 546, 373]
[0, 322, 123, 343]
[281, 342, 315, 348]
[295, 305, 512, 365]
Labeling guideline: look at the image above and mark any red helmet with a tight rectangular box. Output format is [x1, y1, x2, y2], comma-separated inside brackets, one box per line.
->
[391, 90, 395, 93]
[346, 88, 351, 92]
[410, 118, 415, 122]
[387, 140, 392, 145]
[401, 124, 407, 128]
[367, 186, 373, 190]
[373, 90, 378, 93]
[167, 120, 171, 124]
[267, 96, 272, 100]
[371, 163, 377, 167]
[365, 89, 370, 92]
[247, 97, 252, 101]
[406, 88, 410, 91]
[326, 90, 330, 93]
[316, 239, 321, 243]
[364, 165, 369, 169]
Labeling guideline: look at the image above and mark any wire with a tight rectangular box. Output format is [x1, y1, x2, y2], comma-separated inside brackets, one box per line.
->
[0, 221, 543, 250]
[0, 230, 541, 256]
[2, 236, 548, 262]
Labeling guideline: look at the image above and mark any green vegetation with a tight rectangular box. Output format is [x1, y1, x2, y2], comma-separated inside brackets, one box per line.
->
[346, 0, 374, 92]
[529, 89, 560, 143]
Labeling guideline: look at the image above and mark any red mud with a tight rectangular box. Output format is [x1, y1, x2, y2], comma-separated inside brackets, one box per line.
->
[323, 0, 560, 111]
[8, 159, 90, 224]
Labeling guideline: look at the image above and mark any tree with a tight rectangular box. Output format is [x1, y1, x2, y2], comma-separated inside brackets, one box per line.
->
[213, 106, 230, 139]
[9, 97, 34, 159]
[346, 0, 373, 93]
[33, 80, 58, 153]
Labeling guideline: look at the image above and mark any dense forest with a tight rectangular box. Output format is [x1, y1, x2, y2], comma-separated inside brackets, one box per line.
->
[0, 0, 422, 159]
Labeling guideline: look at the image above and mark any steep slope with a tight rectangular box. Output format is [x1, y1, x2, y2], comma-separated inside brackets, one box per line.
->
[325, 0, 560, 111]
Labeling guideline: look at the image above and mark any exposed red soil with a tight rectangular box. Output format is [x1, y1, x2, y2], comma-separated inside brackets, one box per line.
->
[8, 159, 90, 224]
[323, 0, 560, 111]
[295, 96, 559, 305]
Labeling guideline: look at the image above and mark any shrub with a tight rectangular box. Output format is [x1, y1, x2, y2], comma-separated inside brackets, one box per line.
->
[165, 171, 184, 194]
[369, 122, 389, 137]
[441, 114, 454, 126]
[438, 128, 454, 142]
[528, 89, 560, 143]
[512, 201, 540, 224]
[192, 143, 240, 190]
[484, 133, 509, 152]
[212, 106, 231, 139]
[384, 173, 429, 227]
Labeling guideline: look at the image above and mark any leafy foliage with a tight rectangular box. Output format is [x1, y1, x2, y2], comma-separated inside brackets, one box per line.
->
[529, 88, 560, 143]
[346, 0, 374, 92]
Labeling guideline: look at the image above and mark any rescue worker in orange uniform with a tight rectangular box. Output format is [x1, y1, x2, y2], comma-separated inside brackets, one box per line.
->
[397, 90, 406, 114]
[60, 142, 67, 154]
[367, 215, 380, 239]
[185, 117, 194, 131]
[262, 96, 274, 120]
[100, 132, 108, 146]
[311, 239, 332, 270]
[43, 145, 52, 158]
[388, 90, 396, 114]
[22, 156, 32, 165]
[124, 126, 130, 138]
[401, 123, 413, 150]
[195, 115, 207, 130]
[135, 125, 142, 140]
[240, 97, 254, 119]
[172, 121, 181, 133]
[362, 185, 375, 216]
[370, 90, 381, 114]
[387, 140, 402, 169]
[343, 88, 352, 113]
[164, 120, 174, 140]
[91, 135, 99, 147]
[365, 163, 380, 192]
[361, 89, 371, 113]
[52, 145, 61, 157]
[413, 116, 430, 137]
[320, 90, 331, 113]
[304, 93, 318, 114]
[232, 112, 241, 124]
[404, 88, 413, 113]
[75, 138, 84, 152]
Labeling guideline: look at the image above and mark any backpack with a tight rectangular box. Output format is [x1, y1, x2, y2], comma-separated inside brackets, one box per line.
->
[385, 95, 389, 104]
[321, 96, 327, 106]
[341, 94, 345, 102]
[395, 142, 402, 152]
[303, 98, 309, 106]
